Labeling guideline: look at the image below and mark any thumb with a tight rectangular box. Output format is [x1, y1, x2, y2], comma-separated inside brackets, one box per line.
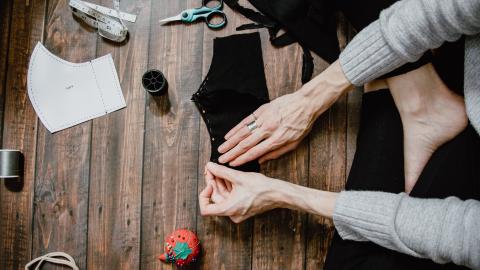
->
[206, 162, 240, 183]
[199, 184, 227, 216]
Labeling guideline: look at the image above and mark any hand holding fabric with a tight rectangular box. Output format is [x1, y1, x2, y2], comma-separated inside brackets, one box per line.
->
[199, 162, 338, 223]
[217, 60, 352, 166]
[199, 162, 281, 223]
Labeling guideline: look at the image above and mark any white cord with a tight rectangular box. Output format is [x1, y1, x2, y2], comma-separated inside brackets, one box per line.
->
[25, 252, 79, 270]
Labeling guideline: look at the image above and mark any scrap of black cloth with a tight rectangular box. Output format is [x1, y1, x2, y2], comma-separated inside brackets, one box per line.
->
[225, 0, 340, 63]
[191, 33, 269, 172]
[225, 0, 433, 82]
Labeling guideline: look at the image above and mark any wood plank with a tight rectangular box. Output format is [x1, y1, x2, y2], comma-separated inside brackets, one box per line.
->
[250, 30, 312, 270]
[140, 0, 204, 269]
[0, 0, 12, 141]
[304, 96, 347, 270]
[31, 0, 97, 268]
[195, 2, 255, 269]
[305, 15, 351, 270]
[0, 0, 45, 269]
[336, 15, 361, 174]
[86, 0, 150, 269]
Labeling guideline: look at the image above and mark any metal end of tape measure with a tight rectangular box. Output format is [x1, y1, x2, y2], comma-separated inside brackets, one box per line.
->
[142, 69, 168, 96]
[0, 150, 23, 179]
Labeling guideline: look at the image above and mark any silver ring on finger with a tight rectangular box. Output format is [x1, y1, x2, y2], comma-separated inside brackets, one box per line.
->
[246, 121, 258, 133]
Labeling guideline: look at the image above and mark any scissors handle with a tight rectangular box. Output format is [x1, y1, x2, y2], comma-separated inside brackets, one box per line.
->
[203, 10, 227, 29]
[181, 0, 226, 29]
[202, 0, 223, 10]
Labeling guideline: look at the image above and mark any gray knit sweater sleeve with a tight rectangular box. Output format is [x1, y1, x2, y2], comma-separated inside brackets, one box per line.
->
[333, 191, 480, 269]
[339, 0, 480, 85]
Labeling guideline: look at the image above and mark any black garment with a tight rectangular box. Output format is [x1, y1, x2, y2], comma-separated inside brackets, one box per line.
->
[242, 0, 340, 63]
[324, 90, 480, 270]
[225, 0, 432, 82]
[191, 33, 269, 172]
[224, 0, 337, 84]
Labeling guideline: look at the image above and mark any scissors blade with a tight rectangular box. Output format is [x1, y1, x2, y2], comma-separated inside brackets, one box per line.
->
[159, 14, 183, 24]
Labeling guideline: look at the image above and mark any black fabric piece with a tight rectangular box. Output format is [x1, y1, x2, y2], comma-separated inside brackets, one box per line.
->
[431, 37, 465, 96]
[227, 0, 432, 83]
[324, 90, 480, 270]
[269, 31, 296, 47]
[236, 23, 265, 31]
[224, 0, 339, 83]
[245, 0, 340, 64]
[223, 0, 276, 28]
[191, 33, 269, 172]
[301, 46, 314, 84]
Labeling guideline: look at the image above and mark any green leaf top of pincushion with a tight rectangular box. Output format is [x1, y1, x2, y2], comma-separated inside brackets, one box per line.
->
[173, 242, 192, 260]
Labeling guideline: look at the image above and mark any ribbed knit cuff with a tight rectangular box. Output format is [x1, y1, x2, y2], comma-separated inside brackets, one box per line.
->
[339, 21, 405, 86]
[333, 191, 417, 257]
[465, 35, 480, 136]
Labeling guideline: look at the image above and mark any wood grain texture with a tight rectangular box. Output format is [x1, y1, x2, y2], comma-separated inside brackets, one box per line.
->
[250, 31, 309, 270]
[0, 0, 45, 269]
[305, 96, 347, 270]
[305, 16, 351, 270]
[140, 0, 203, 269]
[195, 2, 255, 269]
[86, 0, 150, 269]
[32, 0, 97, 268]
[0, 0, 12, 141]
[338, 19, 362, 175]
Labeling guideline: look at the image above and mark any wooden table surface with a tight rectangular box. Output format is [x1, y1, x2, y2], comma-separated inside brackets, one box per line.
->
[0, 0, 361, 269]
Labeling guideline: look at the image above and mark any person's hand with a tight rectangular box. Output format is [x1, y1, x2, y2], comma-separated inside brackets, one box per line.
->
[199, 162, 283, 223]
[217, 60, 352, 166]
[199, 162, 339, 223]
[217, 92, 315, 166]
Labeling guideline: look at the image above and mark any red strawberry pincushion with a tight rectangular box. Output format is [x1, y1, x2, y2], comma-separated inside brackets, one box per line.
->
[158, 229, 201, 267]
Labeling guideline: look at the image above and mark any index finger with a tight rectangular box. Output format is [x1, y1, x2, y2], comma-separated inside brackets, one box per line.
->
[199, 184, 226, 216]
[229, 138, 276, 167]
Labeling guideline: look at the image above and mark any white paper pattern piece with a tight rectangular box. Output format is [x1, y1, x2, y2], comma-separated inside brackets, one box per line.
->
[27, 42, 126, 133]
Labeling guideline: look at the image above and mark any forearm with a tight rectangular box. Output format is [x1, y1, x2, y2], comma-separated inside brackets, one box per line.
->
[269, 179, 338, 219]
[334, 191, 480, 269]
[341, 0, 480, 86]
[296, 60, 352, 120]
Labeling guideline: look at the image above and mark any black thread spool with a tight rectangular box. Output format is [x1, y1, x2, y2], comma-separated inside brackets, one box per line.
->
[0, 150, 22, 179]
[142, 69, 168, 96]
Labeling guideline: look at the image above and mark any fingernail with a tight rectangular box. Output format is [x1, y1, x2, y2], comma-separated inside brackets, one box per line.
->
[218, 156, 225, 163]
[217, 145, 225, 153]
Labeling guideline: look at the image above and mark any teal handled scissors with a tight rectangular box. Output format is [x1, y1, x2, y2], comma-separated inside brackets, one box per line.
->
[159, 0, 227, 29]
